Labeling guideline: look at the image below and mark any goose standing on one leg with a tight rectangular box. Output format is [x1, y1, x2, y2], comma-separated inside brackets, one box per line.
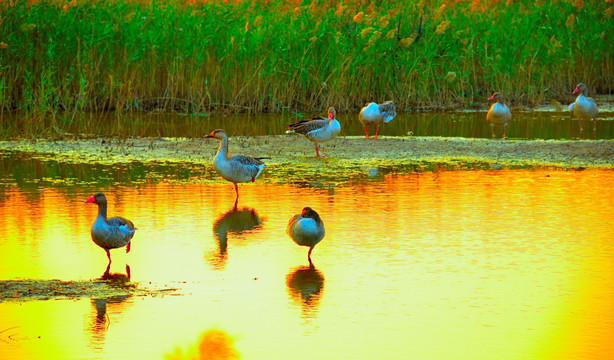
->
[286, 107, 340, 158]
[287, 207, 325, 264]
[358, 101, 396, 139]
[204, 129, 265, 204]
[486, 92, 512, 139]
[570, 83, 599, 131]
[85, 193, 136, 264]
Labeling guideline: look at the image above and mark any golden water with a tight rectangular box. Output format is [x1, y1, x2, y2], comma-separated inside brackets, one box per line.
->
[1, 170, 613, 359]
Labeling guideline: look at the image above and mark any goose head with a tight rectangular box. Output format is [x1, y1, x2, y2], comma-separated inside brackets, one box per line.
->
[327, 107, 336, 120]
[204, 129, 228, 140]
[85, 192, 107, 205]
[573, 83, 586, 95]
[302, 207, 322, 222]
[487, 92, 505, 103]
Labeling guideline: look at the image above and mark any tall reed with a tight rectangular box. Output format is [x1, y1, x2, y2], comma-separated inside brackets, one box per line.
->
[0, 0, 612, 114]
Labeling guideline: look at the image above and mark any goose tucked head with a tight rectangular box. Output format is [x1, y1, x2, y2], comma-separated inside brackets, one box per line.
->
[85, 192, 107, 205]
[573, 83, 586, 95]
[488, 92, 505, 103]
[301, 207, 322, 222]
[204, 129, 228, 140]
[327, 107, 337, 120]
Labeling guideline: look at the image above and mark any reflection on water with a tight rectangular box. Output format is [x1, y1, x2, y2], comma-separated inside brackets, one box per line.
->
[87, 264, 133, 353]
[286, 264, 325, 319]
[166, 329, 239, 360]
[1, 111, 613, 139]
[1, 162, 614, 359]
[208, 205, 263, 270]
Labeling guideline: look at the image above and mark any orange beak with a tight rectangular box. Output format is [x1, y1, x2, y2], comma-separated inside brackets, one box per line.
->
[204, 130, 216, 138]
[85, 195, 95, 203]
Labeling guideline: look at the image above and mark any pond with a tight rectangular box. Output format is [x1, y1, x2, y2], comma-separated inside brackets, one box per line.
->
[1, 152, 613, 359]
[1, 110, 613, 140]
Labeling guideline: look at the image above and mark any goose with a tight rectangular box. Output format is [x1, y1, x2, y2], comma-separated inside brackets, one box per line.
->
[287, 207, 325, 264]
[85, 193, 136, 264]
[486, 92, 511, 139]
[204, 129, 265, 202]
[569, 83, 599, 131]
[286, 107, 341, 157]
[358, 101, 396, 139]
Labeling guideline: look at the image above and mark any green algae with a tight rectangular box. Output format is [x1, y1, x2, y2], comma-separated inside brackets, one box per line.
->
[1, 136, 613, 189]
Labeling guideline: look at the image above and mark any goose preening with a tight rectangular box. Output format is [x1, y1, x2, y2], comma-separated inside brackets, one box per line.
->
[204, 129, 266, 203]
[569, 83, 599, 131]
[358, 101, 396, 139]
[486, 92, 511, 139]
[287, 207, 325, 264]
[286, 107, 341, 157]
[85, 192, 136, 264]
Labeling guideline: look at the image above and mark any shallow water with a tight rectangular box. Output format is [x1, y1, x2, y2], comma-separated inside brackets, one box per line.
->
[1, 155, 613, 359]
[2, 111, 614, 139]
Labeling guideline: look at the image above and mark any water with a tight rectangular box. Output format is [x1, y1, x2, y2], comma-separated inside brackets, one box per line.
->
[2, 111, 613, 139]
[1, 153, 613, 359]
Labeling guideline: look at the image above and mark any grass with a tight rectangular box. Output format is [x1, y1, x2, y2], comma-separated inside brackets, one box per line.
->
[0, 0, 612, 117]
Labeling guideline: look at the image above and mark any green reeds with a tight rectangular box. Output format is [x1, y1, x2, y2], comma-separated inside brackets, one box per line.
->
[0, 0, 612, 115]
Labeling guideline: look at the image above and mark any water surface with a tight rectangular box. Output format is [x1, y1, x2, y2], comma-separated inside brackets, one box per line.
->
[1, 157, 613, 359]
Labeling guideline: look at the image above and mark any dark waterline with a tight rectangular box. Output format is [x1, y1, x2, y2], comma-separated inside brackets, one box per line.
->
[2, 111, 613, 140]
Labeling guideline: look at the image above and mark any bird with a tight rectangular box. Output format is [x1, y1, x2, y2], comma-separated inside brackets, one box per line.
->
[85, 192, 136, 264]
[358, 101, 396, 139]
[204, 129, 265, 204]
[569, 83, 599, 131]
[287, 207, 325, 264]
[286, 107, 341, 157]
[486, 92, 512, 139]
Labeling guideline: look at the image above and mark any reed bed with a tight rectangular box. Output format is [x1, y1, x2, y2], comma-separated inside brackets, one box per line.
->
[0, 0, 612, 116]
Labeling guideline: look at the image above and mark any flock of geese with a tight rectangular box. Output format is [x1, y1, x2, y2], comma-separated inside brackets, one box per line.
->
[85, 83, 599, 265]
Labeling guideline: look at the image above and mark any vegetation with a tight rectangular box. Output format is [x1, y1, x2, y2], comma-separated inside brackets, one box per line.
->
[0, 0, 612, 116]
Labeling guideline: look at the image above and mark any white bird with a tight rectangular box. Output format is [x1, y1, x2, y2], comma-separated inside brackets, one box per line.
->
[569, 83, 599, 131]
[204, 129, 265, 204]
[358, 101, 396, 139]
[286, 107, 341, 157]
[85, 193, 136, 264]
[287, 207, 325, 264]
[486, 92, 512, 139]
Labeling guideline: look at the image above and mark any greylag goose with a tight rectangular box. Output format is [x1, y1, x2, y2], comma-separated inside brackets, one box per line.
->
[486, 92, 511, 139]
[204, 129, 265, 202]
[85, 193, 136, 264]
[569, 83, 599, 131]
[358, 101, 396, 139]
[286, 107, 340, 157]
[287, 207, 325, 263]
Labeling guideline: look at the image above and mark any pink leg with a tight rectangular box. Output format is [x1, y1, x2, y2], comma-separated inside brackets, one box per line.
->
[126, 264, 131, 279]
[593, 119, 597, 131]
[105, 249, 112, 264]
[373, 127, 380, 139]
[578, 119, 583, 131]
[308, 247, 313, 262]
[315, 143, 325, 157]
[234, 183, 239, 198]
[491, 124, 496, 138]
[126, 241, 131, 253]
[503, 125, 507, 139]
[364, 127, 369, 139]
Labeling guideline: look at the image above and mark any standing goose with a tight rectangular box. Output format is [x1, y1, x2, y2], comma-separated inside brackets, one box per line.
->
[569, 83, 599, 131]
[204, 129, 265, 203]
[486, 92, 512, 139]
[287, 207, 325, 264]
[85, 193, 136, 264]
[358, 101, 396, 139]
[286, 107, 341, 157]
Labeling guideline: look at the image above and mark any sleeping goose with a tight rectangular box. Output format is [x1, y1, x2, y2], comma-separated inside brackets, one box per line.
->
[286, 107, 340, 157]
[486, 92, 511, 139]
[569, 83, 599, 131]
[358, 101, 396, 139]
[204, 129, 265, 203]
[287, 207, 325, 264]
[85, 193, 136, 264]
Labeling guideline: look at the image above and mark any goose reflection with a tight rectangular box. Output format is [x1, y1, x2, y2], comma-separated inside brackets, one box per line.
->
[285, 263, 325, 318]
[86, 264, 133, 352]
[207, 205, 263, 269]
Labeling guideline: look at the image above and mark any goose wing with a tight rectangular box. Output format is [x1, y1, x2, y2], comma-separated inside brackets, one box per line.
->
[378, 101, 396, 123]
[287, 118, 329, 135]
[228, 154, 265, 179]
[107, 216, 135, 230]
